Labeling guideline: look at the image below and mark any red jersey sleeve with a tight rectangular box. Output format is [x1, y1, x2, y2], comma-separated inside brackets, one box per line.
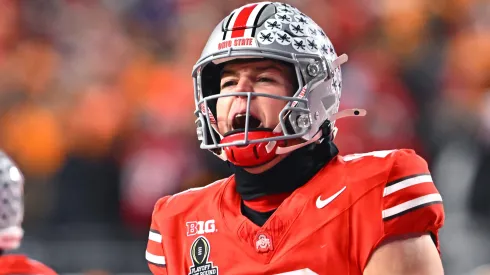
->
[146, 197, 169, 275]
[0, 255, 57, 275]
[380, 149, 445, 251]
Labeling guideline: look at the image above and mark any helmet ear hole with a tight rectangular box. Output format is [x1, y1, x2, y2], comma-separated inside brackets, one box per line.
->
[283, 114, 297, 135]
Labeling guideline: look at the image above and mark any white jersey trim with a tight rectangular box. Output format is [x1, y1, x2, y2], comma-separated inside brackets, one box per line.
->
[146, 250, 166, 266]
[383, 174, 433, 197]
[382, 193, 442, 220]
[148, 230, 162, 243]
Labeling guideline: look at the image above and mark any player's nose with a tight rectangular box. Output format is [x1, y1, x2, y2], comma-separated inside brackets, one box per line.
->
[233, 77, 254, 95]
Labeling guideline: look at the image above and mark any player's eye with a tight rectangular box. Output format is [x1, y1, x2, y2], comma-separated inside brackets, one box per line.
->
[220, 80, 237, 89]
[257, 77, 275, 83]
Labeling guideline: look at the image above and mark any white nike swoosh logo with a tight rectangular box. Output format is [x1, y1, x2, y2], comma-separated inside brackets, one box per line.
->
[316, 186, 347, 209]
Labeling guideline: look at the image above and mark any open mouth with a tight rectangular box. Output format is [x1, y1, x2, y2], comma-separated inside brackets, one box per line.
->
[232, 113, 263, 131]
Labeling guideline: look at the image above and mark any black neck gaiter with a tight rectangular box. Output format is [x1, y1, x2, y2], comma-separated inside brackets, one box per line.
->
[231, 141, 339, 201]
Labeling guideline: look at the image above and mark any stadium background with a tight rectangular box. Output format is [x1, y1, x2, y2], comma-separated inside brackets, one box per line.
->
[0, 0, 489, 274]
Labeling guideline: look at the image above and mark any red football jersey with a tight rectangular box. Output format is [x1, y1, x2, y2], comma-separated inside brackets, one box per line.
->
[146, 149, 444, 275]
[0, 254, 57, 275]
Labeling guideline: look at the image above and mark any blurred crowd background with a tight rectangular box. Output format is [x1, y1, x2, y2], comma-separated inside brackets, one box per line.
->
[0, 0, 488, 274]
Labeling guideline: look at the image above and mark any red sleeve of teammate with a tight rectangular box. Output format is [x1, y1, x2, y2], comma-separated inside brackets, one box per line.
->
[146, 197, 169, 275]
[379, 149, 445, 251]
[0, 255, 57, 275]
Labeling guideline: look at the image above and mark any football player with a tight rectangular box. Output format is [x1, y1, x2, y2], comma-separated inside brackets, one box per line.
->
[0, 151, 57, 275]
[146, 2, 445, 274]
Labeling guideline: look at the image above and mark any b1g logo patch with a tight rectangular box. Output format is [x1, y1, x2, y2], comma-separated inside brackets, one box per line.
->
[186, 220, 216, 236]
[188, 236, 218, 275]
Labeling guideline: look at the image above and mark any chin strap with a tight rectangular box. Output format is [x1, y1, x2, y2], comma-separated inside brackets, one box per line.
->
[332, 53, 348, 70]
[275, 130, 324, 154]
[267, 108, 367, 155]
[329, 108, 367, 122]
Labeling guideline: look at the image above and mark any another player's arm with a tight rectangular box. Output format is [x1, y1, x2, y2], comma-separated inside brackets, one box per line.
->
[146, 197, 169, 275]
[364, 150, 445, 275]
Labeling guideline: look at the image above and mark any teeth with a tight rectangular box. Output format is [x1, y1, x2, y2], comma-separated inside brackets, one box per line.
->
[232, 113, 262, 130]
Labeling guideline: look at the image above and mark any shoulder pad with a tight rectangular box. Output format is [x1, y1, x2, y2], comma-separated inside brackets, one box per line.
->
[155, 178, 229, 219]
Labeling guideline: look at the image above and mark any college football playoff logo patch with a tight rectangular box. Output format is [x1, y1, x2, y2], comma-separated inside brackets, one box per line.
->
[188, 236, 218, 275]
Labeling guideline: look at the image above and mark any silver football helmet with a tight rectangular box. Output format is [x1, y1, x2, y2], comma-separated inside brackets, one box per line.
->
[192, 2, 365, 167]
[0, 151, 24, 250]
